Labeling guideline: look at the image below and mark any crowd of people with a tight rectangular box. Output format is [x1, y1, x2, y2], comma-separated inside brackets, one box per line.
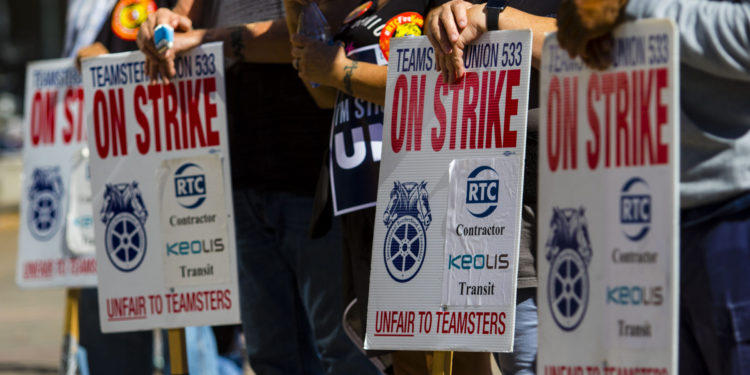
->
[62, 0, 750, 374]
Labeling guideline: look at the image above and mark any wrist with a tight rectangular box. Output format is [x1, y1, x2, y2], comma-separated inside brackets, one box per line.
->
[484, 0, 508, 31]
[333, 56, 353, 89]
[477, 4, 488, 33]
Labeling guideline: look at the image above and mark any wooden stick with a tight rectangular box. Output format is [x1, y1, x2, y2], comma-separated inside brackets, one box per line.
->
[60, 288, 81, 375]
[431, 351, 453, 375]
[167, 328, 189, 375]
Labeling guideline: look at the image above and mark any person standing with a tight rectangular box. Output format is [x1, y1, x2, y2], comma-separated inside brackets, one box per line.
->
[137, 1, 381, 373]
[554, 1, 750, 374]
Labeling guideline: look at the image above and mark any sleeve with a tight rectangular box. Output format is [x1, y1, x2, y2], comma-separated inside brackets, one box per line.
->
[624, 0, 750, 80]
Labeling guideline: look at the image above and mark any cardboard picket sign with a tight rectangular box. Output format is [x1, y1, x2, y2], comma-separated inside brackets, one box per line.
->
[16, 59, 97, 288]
[365, 31, 532, 352]
[537, 19, 679, 374]
[82, 43, 240, 332]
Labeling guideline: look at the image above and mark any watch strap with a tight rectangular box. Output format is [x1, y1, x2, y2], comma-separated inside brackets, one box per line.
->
[486, 0, 508, 31]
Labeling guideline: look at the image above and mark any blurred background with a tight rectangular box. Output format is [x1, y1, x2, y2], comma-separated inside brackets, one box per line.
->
[1, 1, 69, 373]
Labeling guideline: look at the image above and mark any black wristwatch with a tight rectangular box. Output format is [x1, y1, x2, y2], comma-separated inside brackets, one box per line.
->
[486, 0, 508, 31]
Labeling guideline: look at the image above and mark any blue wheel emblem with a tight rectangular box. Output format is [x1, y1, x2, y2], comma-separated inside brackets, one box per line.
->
[105, 212, 147, 272]
[384, 216, 426, 282]
[383, 181, 431, 283]
[548, 249, 589, 330]
[101, 182, 148, 272]
[545, 207, 592, 331]
[28, 167, 64, 241]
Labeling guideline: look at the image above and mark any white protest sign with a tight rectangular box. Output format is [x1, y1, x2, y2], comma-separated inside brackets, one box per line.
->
[16, 59, 97, 288]
[82, 43, 240, 332]
[538, 19, 679, 374]
[365, 31, 531, 352]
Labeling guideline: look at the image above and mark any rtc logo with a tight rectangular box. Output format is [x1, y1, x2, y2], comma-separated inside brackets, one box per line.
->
[27, 167, 64, 241]
[101, 181, 148, 272]
[383, 181, 431, 283]
[620, 177, 651, 241]
[466, 166, 499, 218]
[174, 163, 206, 209]
[545, 207, 593, 331]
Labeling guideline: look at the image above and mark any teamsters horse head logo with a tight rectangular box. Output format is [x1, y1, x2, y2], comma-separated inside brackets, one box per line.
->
[101, 181, 148, 272]
[27, 167, 64, 240]
[383, 181, 431, 283]
[546, 207, 593, 331]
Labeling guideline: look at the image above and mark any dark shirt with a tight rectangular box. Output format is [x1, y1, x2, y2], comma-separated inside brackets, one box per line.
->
[95, 0, 176, 53]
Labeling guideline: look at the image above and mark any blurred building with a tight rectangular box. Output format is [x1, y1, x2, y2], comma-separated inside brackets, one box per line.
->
[0, 0, 66, 209]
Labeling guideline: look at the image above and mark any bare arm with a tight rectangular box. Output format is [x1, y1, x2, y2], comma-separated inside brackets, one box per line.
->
[283, 0, 367, 108]
[291, 34, 388, 107]
[175, 20, 293, 64]
[426, 1, 556, 83]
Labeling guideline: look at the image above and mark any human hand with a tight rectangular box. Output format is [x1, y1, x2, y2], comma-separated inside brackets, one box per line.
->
[76, 42, 109, 71]
[426, 1, 489, 84]
[556, 0, 628, 68]
[291, 34, 347, 88]
[137, 8, 192, 83]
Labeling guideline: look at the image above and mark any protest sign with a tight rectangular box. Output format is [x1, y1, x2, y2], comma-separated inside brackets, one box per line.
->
[537, 19, 679, 374]
[365, 31, 532, 352]
[82, 43, 240, 332]
[17, 59, 96, 288]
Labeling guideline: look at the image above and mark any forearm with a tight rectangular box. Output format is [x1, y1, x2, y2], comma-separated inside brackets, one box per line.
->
[497, 7, 557, 69]
[331, 60, 387, 106]
[625, 0, 750, 79]
[190, 20, 292, 63]
[172, 0, 201, 19]
[284, 0, 361, 39]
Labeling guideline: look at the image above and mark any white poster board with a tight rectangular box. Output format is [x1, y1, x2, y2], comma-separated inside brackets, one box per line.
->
[365, 31, 532, 352]
[82, 43, 240, 332]
[538, 19, 679, 374]
[16, 59, 97, 288]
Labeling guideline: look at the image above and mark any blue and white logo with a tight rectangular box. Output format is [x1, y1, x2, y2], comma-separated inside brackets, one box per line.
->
[101, 182, 148, 272]
[174, 163, 206, 209]
[465, 166, 499, 218]
[620, 177, 650, 241]
[383, 181, 432, 283]
[546, 207, 592, 331]
[27, 167, 64, 240]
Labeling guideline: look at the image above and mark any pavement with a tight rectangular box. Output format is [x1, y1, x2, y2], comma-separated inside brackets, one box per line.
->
[0, 212, 62, 374]
[0, 211, 502, 375]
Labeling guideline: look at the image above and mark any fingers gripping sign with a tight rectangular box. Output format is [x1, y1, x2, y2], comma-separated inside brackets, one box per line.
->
[136, 8, 192, 83]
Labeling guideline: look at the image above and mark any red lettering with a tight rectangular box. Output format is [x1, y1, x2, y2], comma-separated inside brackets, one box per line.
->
[186, 80, 206, 148]
[134, 85, 150, 154]
[108, 89, 127, 156]
[639, 70, 655, 164]
[461, 72, 479, 149]
[587, 73, 601, 170]
[203, 77, 220, 147]
[162, 83, 179, 150]
[485, 70, 506, 148]
[448, 80, 462, 150]
[431, 79, 448, 152]
[656, 68, 669, 164]
[615, 72, 630, 166]
[63, 89, 76, 144]
[147, 85, 163, 152]
[93, 90, 109, 158]
[502, 69, 519, 148]
[602, 73, 616, 167]
[391, 74, 408, 153]
[547, 77, 561, 171]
